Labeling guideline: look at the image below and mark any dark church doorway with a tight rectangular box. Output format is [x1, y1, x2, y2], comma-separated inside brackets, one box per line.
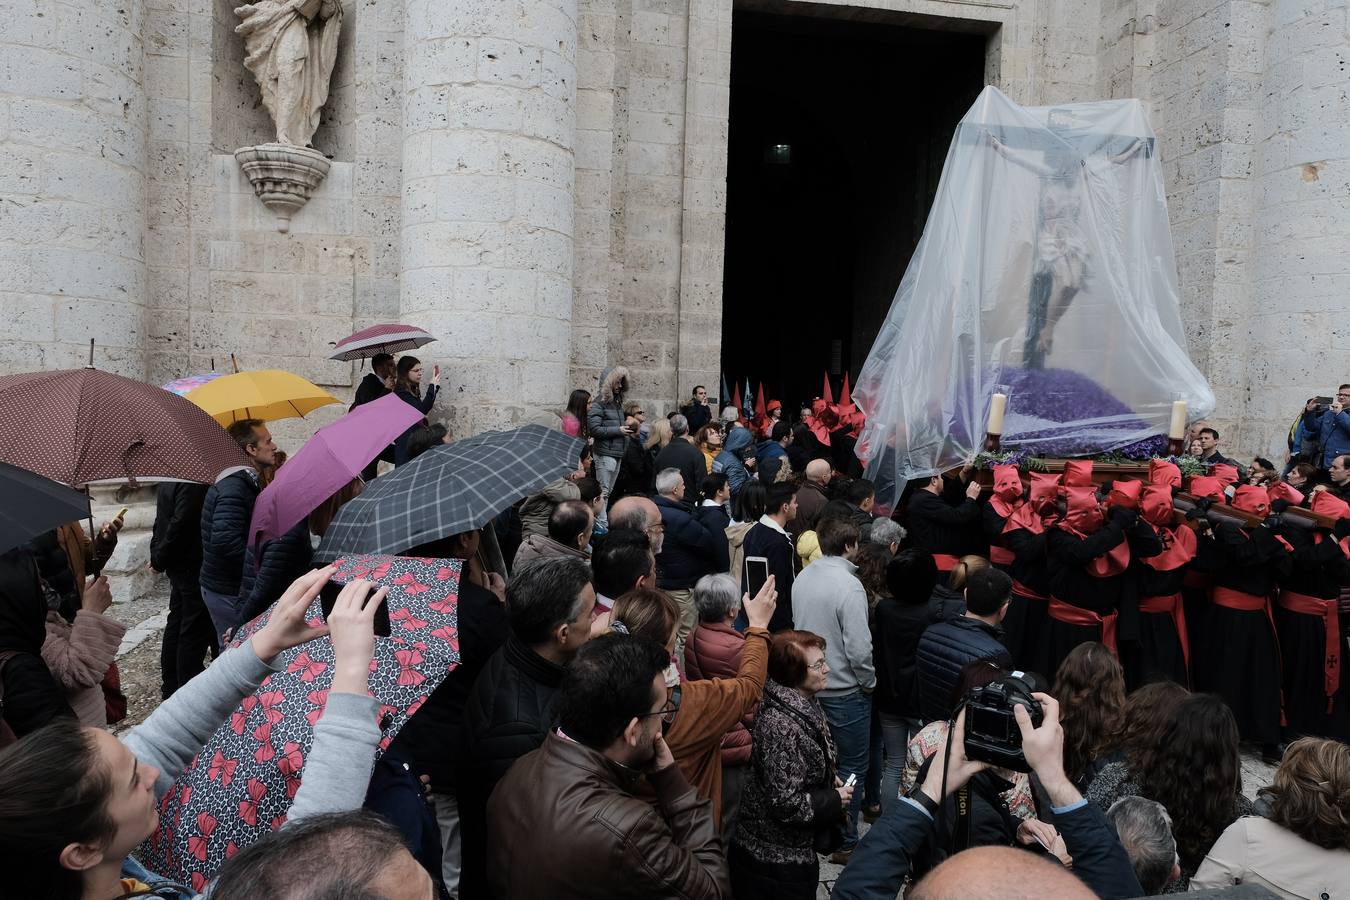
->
[720, 7, 988, 411]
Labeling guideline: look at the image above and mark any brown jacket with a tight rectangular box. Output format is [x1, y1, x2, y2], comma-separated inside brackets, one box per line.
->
[487, 733, 731, 899]
[41, 609, 126, 726]
[667, 627, 768, 820]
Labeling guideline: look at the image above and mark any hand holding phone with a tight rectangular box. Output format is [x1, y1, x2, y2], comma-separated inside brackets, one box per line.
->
[744, 556, 770, 600]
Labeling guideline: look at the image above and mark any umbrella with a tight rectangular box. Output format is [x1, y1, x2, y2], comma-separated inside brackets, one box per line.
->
[249, 394, 425, 547]
[315, 424, 583, 562]
[184, 370, 341, 426]
[0, 462, 92, 554]
[0, 368, 249, 486]
[328, 323, 437, 362]
[162, 372, 225, 396]
[140, 554, 464, 888]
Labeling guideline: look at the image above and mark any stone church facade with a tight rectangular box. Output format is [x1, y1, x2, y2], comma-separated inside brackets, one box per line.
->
[1, 0, 1346, 459]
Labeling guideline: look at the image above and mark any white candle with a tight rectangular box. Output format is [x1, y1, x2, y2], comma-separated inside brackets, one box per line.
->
[1167, 400, 1187, 440]
[987, 393, 1008, 435]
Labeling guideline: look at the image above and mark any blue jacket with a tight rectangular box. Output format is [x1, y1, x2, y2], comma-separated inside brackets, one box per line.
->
[754, 439, 788, 484]
[199, 469, 260, 595]
[1307, 407, 1350, 467]
[238, 520, 314, 622]
[653, 495, 729, 589]
[740, 520, 795, 632]
[915, 615, 1011, 723]
[713, 427, 754, 498]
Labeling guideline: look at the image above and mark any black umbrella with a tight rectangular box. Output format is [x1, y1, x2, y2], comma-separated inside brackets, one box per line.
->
[315, 424, 583, 561]
[0, 462, 93, 554]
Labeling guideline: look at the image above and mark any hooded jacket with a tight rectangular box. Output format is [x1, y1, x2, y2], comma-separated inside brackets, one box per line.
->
[199, 468, 261, 596]
[588, 366, 630, 459]
[713, 427, 754, 498]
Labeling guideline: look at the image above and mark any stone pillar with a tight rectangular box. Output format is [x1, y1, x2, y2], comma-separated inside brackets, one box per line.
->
[401, 0, 577, 435]
[0, 0, 148, 377]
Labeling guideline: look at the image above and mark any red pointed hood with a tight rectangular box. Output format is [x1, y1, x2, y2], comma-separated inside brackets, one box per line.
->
[1149, 459, 1182, 488]
[1059, 486, 1105, 536]
[990, 465, 1024, 518]
[1267, 481, 1305, 507]
[1107, 479, 1142, 510]
[1211, 464, 1240, 486]
[754, 383, 766, 418]
[1140, 485, 1196, 570]
[1231, 485, 1269, 518]
[1062, 460, 1094, 487]
[1187, 476, 1226, 502]
[1311, 490, 1350, 520]
[1029, 472, 1060, 514]
[822, 372, 834, 405]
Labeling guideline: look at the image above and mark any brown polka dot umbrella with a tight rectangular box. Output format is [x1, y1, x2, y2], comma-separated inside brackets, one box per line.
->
[0, 368, 251, 487]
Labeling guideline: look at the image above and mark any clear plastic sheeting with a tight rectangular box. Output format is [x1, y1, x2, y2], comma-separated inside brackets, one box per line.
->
[855, 86, 1214, 497]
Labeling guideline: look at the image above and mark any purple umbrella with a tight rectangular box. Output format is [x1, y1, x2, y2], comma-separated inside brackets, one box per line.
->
[249, 394, 424, 546]
[162, 372, 225, 396]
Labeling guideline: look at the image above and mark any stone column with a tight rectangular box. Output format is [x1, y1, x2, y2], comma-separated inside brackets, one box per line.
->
[401, 0, 577, 435]
[0, 0, 148, 377]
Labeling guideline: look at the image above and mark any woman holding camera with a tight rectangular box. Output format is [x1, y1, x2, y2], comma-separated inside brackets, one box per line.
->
[730, 630, 851, 899]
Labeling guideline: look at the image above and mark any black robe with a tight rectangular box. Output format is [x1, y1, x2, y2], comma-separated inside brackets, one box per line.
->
[1192, 522, 1291, 744]
[1273, 526, 1346, 738]
[1129, 523, 1192, 689]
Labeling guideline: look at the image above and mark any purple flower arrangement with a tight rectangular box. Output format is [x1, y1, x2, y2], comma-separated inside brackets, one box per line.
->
[983, 366, 1170, 460]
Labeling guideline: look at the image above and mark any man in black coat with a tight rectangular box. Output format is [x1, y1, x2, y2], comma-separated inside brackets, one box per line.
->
[679, 384, 712, 434]
[652, 468, 728, 649]
[906, 473, 986, 568]
[150, 481, 216, 698]
[915, 568, 1014, 723]
[653, 414, 706, 501]
[387, 528, 509, 898]
[352, 353, 397, 480]
[199, 418, 276, 643]
[740, 482, 798, 632]
[458, 557, 596, 899]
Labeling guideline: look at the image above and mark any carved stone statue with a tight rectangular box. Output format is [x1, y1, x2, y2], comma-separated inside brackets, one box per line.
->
[235, 0, 343, 148]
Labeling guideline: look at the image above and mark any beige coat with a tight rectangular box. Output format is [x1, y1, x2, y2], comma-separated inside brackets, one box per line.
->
[1191, 815, 1350, 900]
[41, 609, 126, 726]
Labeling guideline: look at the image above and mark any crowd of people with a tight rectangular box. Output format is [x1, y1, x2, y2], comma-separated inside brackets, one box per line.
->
[2, 364, 1350, 900]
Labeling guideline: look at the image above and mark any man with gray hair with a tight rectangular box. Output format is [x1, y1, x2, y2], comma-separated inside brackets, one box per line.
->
[1106, 796, 1180, 895]
[868, 517, 907, 555]
[459, 556, 596, 896]
[655, 411, 707, 501]
[653, 468, 730, 653]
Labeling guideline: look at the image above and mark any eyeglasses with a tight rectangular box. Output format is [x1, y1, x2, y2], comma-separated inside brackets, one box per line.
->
[807, 659, 827, 671]
[638, 686, 682, 725]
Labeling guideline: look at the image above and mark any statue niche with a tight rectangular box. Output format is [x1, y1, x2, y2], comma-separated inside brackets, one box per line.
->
[232, 0, 343, 232]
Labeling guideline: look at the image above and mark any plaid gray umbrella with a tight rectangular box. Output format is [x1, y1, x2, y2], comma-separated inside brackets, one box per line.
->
[315, 423, 583, 562]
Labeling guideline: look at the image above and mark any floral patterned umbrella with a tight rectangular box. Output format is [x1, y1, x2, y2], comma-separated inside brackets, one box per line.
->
[139, 555, 462, 889]
[162, 372, 225, 396]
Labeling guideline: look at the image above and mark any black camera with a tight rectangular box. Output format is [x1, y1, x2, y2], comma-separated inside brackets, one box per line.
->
[962, 672, 1045, 773]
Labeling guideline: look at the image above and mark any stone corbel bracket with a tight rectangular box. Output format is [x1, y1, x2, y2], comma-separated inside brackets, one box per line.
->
[234, 143, 332, 233]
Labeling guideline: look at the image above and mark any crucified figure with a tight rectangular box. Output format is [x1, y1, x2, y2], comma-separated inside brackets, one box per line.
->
[990, 133, 1145, 369]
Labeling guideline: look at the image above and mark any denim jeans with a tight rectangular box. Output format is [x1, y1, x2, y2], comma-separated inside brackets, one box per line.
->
[818, 689, 872, 850]
[593, 454, 620, 530]
[879, 712, 920, 812]
[864, 704, 883, 808]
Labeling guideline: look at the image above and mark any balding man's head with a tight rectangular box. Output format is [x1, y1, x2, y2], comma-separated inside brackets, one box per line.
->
[609, 495, 663, 553]
[806, 459, 831, 484]
[910, 846, 1094, 900]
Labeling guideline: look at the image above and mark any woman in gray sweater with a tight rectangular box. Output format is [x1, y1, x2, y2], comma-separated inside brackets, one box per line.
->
[0, 567, 387, 899]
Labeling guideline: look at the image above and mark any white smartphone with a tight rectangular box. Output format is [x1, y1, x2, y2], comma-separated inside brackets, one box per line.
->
[843, 773, 857, 789]
[744, 556, 769, 598]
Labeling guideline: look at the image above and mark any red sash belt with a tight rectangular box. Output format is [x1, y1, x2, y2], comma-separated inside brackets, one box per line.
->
[989, 546, 1015, 567]
[1048, 597, 1117, 656]
[1278, 590, 1341, 712]
[1012, 581, 1049, 602]
[1212, 587, 1285, 724]
[1139, 593, 1189, 670]
[932, 553, 960, 572]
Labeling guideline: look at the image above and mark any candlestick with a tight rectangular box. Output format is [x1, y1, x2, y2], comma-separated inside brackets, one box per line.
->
[987, 393, 1008, 436]
[1167, 399, 1187, 440]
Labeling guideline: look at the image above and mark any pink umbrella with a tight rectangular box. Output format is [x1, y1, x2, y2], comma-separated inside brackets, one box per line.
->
[328, 323, 437, 361]
[162, 372, 225, 396]
[249, 394, 424, 546]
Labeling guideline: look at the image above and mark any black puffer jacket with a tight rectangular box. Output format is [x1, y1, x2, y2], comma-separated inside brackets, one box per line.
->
[151, 482, 207, 573]
[199, 469, 260, 595]
[915, 616, 1011, 723]
[654, 495, 727, 589]
[587, 366, 629, 459]
[238, 520, 314, 622]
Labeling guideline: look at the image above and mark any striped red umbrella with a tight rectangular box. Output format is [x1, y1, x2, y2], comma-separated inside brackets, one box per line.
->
[0, 368, 250, 486]
[328, 323, 437, 361]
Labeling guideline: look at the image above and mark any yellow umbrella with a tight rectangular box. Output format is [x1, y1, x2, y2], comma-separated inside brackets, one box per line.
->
[184, 369, 341, 426]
